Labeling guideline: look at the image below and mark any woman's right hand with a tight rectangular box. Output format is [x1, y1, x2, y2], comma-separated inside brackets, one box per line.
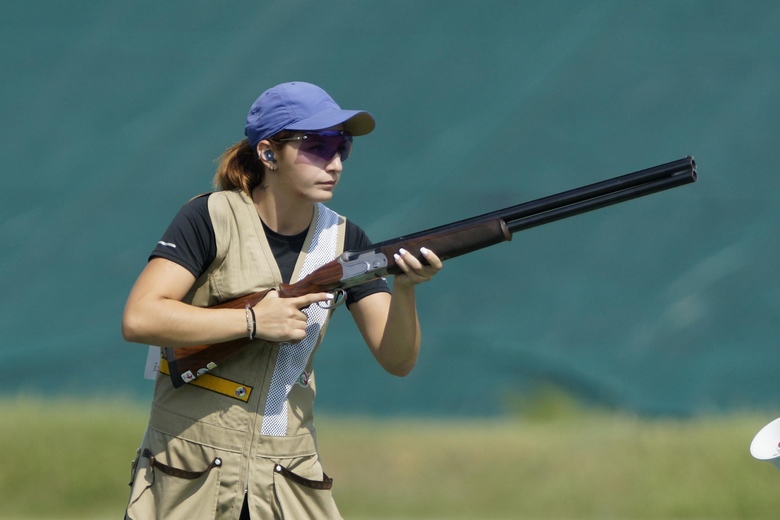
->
[252, 291, 333, 343]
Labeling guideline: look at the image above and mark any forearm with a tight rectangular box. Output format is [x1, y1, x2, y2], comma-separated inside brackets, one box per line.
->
[351, 287, 420, 376]
[122, 296, 248, 348]
[373, 283, 421, 376]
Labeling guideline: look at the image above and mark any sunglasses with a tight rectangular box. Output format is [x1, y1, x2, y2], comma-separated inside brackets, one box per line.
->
[279, 130, 353, 162]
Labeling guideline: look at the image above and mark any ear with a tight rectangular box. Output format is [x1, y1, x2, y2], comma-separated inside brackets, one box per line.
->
[256, 141, 277, 168]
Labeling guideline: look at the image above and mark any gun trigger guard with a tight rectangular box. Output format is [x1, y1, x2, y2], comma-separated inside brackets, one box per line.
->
[318, 289, 347, 309]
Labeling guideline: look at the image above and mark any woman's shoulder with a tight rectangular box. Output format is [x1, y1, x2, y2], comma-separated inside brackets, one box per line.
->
[199, 190, 247, 226]
[344, 219, 374, 250]
[169, 192, 212, 225]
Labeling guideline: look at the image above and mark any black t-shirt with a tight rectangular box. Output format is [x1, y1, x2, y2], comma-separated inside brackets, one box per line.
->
[150, 194, 390, 307]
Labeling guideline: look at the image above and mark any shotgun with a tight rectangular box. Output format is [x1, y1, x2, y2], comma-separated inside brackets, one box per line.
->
[164, 156, 698, 387]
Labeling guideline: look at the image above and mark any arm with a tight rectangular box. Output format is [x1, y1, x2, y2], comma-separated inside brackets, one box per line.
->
[122, 257, 331, 348]
[350, 247, 442, 377]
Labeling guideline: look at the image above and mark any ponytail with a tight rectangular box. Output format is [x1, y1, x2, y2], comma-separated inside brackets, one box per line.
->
[213, 138, 263, 195]
[213, 131, 296, 194]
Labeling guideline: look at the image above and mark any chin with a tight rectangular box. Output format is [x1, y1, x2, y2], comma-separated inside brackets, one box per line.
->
[308, 193, 334, 203]
[317, 189, 336, 200]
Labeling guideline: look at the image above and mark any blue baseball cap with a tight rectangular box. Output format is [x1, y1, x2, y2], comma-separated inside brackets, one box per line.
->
[244, 81, 376, 147]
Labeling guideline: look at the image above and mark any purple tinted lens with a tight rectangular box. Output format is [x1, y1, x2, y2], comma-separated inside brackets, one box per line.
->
[299, 132, 353, 162]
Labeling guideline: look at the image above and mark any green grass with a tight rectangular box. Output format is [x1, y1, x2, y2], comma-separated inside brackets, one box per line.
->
[1, 396, 779, 519]
[0, 396, 148, 519]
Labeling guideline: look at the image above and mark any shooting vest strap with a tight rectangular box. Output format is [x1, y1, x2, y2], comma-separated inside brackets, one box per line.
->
[158, 357, 253, 402]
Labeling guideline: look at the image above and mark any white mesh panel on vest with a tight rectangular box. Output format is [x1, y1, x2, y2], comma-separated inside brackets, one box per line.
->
[261, 204, 339, 436]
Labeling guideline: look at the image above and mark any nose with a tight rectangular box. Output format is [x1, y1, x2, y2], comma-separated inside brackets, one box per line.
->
[325, 153, 343, 173]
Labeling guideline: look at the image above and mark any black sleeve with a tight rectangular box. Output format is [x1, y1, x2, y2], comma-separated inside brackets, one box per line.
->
[344, 220, 391, 308]
[148, 194, 216, 278]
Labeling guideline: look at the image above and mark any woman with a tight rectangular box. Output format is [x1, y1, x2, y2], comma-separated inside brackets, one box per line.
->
[122, 81, 441, 519]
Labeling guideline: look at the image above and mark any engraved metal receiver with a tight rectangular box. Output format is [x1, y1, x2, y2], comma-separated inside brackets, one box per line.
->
[319, 250, 389, 309]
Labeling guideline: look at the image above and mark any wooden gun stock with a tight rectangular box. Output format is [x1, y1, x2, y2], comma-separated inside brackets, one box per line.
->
[164, 156, 697, 387]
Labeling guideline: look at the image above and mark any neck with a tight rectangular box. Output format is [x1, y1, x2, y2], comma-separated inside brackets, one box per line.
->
[251, 185, 315, 235]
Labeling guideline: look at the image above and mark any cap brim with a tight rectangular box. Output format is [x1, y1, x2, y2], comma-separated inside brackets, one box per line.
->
[285, 110, 376, 136]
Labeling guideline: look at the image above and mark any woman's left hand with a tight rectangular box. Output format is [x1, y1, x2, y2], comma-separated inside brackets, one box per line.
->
[392, 247, 442, 288]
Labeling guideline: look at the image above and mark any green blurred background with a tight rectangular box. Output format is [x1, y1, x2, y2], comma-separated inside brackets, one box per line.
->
[2, 0, 779, 419]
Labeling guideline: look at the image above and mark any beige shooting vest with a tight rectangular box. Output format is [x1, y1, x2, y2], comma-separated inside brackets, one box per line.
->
[126, 189, 346, 520]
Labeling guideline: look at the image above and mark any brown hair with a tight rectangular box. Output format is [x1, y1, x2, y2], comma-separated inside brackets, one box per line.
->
[212, 132, 295, 194]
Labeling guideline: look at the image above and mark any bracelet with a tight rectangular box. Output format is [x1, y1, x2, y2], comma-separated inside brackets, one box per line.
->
[245, 304, 256, 340]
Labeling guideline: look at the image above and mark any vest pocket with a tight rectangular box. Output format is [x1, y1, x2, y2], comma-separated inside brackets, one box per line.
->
[125, 435, 223, 520]
[274, 462, 332, 489]
[271, 461, 342, 519]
